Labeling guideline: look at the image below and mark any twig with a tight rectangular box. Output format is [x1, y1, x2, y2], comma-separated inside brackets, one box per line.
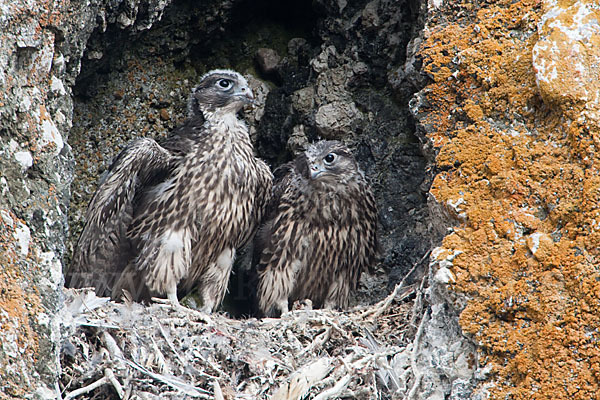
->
[104, 368, 125, 399]
[55, 381, 63, 400]
[312, 375, 351, 400]
[362, 250, 431, 319]
[409, 272, 428, 329]
[101, 331, 124, 360]
[156, 321, 219, 381]
[77, 321, 120, 329]
[192, 348, 228, 379]
[411, 308, 427, 374]
[64, 375, 109, 399]
[213, 380, 225, 400]
[157, 322, 186, 366]
[122, 358, 211, 398]
[271, 358, 333, 400]
[298, 327, 331, 357]
[372, 371, 379, 398]
[404, 373, 423, 400]
[150, 336, 170, 374]
[404, 308, 429, 400]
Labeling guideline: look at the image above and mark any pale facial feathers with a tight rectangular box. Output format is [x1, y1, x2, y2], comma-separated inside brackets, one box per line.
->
[187, 70, 254, 118]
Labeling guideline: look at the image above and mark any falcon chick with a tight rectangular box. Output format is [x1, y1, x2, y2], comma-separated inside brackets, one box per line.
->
[67, 69, 273, 312]
[254, 140, 378, 316]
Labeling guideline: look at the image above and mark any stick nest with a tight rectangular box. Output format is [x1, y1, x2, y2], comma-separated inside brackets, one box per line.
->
[59, 278, 426, 400]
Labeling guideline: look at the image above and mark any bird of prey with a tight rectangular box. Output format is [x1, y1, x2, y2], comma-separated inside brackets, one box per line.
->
[254, 140, 378, 316]
[67, 69, 273, 312]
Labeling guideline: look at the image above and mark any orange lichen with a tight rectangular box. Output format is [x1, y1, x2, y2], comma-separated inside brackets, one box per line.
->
[0, 211, 42, 397]
[419, 0, 600, 398]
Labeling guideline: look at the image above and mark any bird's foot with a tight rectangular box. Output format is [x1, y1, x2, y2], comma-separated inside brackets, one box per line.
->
[276, 299, 290, 317]
[291, 299, 313, 313]
[150, 296, 213, 324]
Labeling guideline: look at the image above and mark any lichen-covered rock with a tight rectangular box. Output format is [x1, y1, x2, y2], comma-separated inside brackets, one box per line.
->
[411, 0, 600, 399]
[1, 3, 72, 397]
[533, 1, 600, 119]
[0, 0, 204, 396]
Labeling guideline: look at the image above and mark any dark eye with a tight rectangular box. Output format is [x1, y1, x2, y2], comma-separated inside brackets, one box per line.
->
[217, 79, 232, 89]
[324, 153, 336, 164]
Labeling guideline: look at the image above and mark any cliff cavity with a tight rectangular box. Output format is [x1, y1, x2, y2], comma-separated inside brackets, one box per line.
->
[68, 0, 431, 313]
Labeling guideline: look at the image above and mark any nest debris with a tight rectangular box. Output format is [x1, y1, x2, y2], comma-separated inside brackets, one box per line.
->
[59, 272, 427, 400]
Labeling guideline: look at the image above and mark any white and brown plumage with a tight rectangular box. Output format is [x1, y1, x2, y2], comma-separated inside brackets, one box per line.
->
[67, 69, 273, 312]
[254, 140, 378, 316]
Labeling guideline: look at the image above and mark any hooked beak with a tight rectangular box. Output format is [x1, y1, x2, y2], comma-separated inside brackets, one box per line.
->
[310, 164, 324, 180]
[236, 85, 255, 105]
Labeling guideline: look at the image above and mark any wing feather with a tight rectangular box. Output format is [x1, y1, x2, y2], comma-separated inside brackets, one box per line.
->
[237, 158, 274, 250]
[67, 138, 175, 296]
[251, 159, 296, 267]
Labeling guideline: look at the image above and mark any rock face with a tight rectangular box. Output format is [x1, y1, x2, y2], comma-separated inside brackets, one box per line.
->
[0, 0, 173, 395]
[412, 0, 600, 399]
[5, 0, 598, 398]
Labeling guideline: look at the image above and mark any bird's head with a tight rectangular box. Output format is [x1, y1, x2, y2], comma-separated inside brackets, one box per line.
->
[187, 69, 254, 118]
[301, 140, 362, 186]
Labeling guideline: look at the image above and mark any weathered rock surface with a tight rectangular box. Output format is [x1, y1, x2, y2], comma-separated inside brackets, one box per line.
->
[6, 0, 598, 398]
[411, 0, 600, 399]
[2, 0, 430, 396]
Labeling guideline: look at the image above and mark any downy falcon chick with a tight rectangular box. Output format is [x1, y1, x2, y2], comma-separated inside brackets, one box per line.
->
[255, 140, 378, 316]
[67, 69, 273, 312]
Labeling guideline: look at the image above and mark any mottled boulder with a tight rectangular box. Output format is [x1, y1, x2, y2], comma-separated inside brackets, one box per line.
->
[314, 100, 362, 138]
[255, 47, 281, 75]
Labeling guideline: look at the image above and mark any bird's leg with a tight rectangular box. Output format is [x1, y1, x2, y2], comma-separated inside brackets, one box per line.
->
[323, 299, 337, 310]
[199, 299, 215, 314]
[151, 283, 213, 324]
[151, 281, 181, 307]
[323, 273, 350, 311]
[198, 248, 235, 313]
[167, 283, 180, 307]
[276, 299, 290, 316]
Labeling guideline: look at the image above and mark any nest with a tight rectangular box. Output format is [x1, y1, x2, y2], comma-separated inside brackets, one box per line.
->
[59, 268, 427, 400]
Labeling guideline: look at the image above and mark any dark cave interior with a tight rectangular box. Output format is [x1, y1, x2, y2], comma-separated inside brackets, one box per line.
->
[68, 0, 431, 317]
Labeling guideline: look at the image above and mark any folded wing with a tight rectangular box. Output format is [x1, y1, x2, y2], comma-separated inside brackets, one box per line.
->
[67, 138, 175, 297]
